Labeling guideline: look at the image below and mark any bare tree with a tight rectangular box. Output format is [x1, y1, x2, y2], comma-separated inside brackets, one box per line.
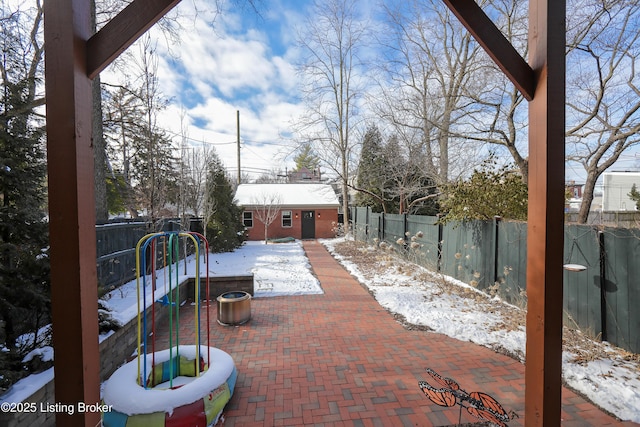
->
[451, 0, 530, 183]
[178, 111, 191, 222]
[0, 0, 44, 123]
[181, 141, 218, 219]
[382, 134, 439, 214]
[251, 192, 282, 243]
[202, 188, 217, 244]
[375, 0, 485, 185]
[565, 0, 640, 223]
[121, 36, 178, 222]
[295, 0, 369, 232]
[92, 0, 189, 221]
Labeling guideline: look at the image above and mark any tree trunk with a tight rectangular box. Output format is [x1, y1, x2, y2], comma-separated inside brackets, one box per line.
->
[578, 173, 597, 224]
[507, 144, 529, 184]
[92, 75, 108, 223]
[264, 224, 268, 243]
[91, 1, 108, 223]
[342, 172, 350, 234]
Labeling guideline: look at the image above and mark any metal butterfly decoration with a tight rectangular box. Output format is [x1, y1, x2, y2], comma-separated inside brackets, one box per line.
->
[419, 368, 517, 426]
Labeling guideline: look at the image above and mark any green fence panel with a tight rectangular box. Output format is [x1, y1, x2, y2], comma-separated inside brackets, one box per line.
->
[383, 214, 407, 251]
[496, 221, 528, 306]
[353, 207, 369, 241]
[440, 220, 495, 288]
[562, 225, 601, 337]
[346, 207, 639, 354]
[370, 212, 382, 244]
[406, 215, 440, 271]
[601, 227, 640, 353]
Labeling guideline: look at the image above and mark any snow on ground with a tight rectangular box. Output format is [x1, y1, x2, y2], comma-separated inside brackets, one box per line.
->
[0, 241, 321, 406]
[322, 237, 640, 424]
[1, 238, 638, 424]
[102, 240, 322, 326]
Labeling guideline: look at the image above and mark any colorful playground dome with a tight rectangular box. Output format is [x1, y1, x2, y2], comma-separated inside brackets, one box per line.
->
[102, 346, 237, 427]
[102, 232, 237, 427]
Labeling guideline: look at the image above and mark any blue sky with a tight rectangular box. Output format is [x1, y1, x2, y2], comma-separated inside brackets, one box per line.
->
[99, 0, 640, 186]
[102, 0, 312, 180]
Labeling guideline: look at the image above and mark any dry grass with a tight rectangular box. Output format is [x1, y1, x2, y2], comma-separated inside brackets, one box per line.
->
[331, 239, 638, 367]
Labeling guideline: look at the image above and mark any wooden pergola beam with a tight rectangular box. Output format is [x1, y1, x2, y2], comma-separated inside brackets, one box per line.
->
[442, 0, 535, 101]
[86, 0, 181, 78]
[443, 1, 566, 426]
[44, 0, 181, 425]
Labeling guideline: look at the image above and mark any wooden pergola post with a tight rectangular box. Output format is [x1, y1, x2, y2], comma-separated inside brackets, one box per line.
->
[44, 1, 99, 425]
[44, 1, 181, 425]
[442, 1, 566, 426]
[524, 2, 566, 425]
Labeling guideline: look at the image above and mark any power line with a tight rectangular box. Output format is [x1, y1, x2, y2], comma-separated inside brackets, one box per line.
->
[241, 138, 294, 148]
[164, 129, 237, 146]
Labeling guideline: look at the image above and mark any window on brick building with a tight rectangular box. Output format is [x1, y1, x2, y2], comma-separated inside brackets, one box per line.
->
[243, 211, 253, 228]
[282, 210, 292, 228]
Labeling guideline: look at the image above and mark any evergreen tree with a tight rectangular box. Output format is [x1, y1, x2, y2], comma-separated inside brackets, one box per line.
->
[355, 126, 387, 212]
[102, 84, 144, 217]
[130, 126, 178, 219]
[293, 143, 320, 171]
[628, 184, 640, 210]
[0, 79, 50, 389]
[355, 127, 438, 214]
[204, 153, 246, 252]
[106, 174, 129, 215]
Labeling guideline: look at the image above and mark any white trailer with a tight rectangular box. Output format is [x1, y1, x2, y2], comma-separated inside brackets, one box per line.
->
[602, 171, 640, 211]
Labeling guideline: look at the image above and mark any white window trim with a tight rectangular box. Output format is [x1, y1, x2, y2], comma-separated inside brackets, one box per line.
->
[243, 211, 253, 228]
[282, 210, 292, 228]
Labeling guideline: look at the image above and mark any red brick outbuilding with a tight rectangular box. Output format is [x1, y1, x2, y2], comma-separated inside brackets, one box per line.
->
[235, 183, 340, 241]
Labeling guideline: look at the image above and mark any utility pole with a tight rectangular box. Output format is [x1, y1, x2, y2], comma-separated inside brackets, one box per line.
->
[237, 110, 241, 185]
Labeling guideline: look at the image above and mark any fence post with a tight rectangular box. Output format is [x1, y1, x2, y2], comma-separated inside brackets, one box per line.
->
[366, 206, 370, 241]
[494, 216, 502, 285]
[437, 214, 443, 272]
[381, 212, 385, 243]
[349, 207, 354, 240]
[352, 207, 356, 240]
[403, 213, 409, 244]
[598, 230, 607, 342]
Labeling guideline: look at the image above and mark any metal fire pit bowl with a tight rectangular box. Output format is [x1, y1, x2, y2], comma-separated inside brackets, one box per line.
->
[217, 291, 251, 325]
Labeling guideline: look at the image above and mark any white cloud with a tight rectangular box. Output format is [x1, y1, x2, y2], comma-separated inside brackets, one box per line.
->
[104, 0, 306, 180]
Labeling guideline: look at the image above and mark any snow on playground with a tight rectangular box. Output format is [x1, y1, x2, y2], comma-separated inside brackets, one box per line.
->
[1, 239, 638, 424]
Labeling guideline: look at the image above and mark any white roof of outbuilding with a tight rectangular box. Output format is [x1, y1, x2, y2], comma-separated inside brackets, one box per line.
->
[235, 184, 340, 207]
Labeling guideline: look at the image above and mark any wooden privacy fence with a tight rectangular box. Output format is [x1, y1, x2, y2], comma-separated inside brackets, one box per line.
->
[351, 206, 639, 354]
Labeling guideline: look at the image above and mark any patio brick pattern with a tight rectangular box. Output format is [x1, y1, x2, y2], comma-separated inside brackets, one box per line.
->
[154, 240, 637, 427]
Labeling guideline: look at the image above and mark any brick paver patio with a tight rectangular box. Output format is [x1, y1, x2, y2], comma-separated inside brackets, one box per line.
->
[155, 240, 636, 426]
